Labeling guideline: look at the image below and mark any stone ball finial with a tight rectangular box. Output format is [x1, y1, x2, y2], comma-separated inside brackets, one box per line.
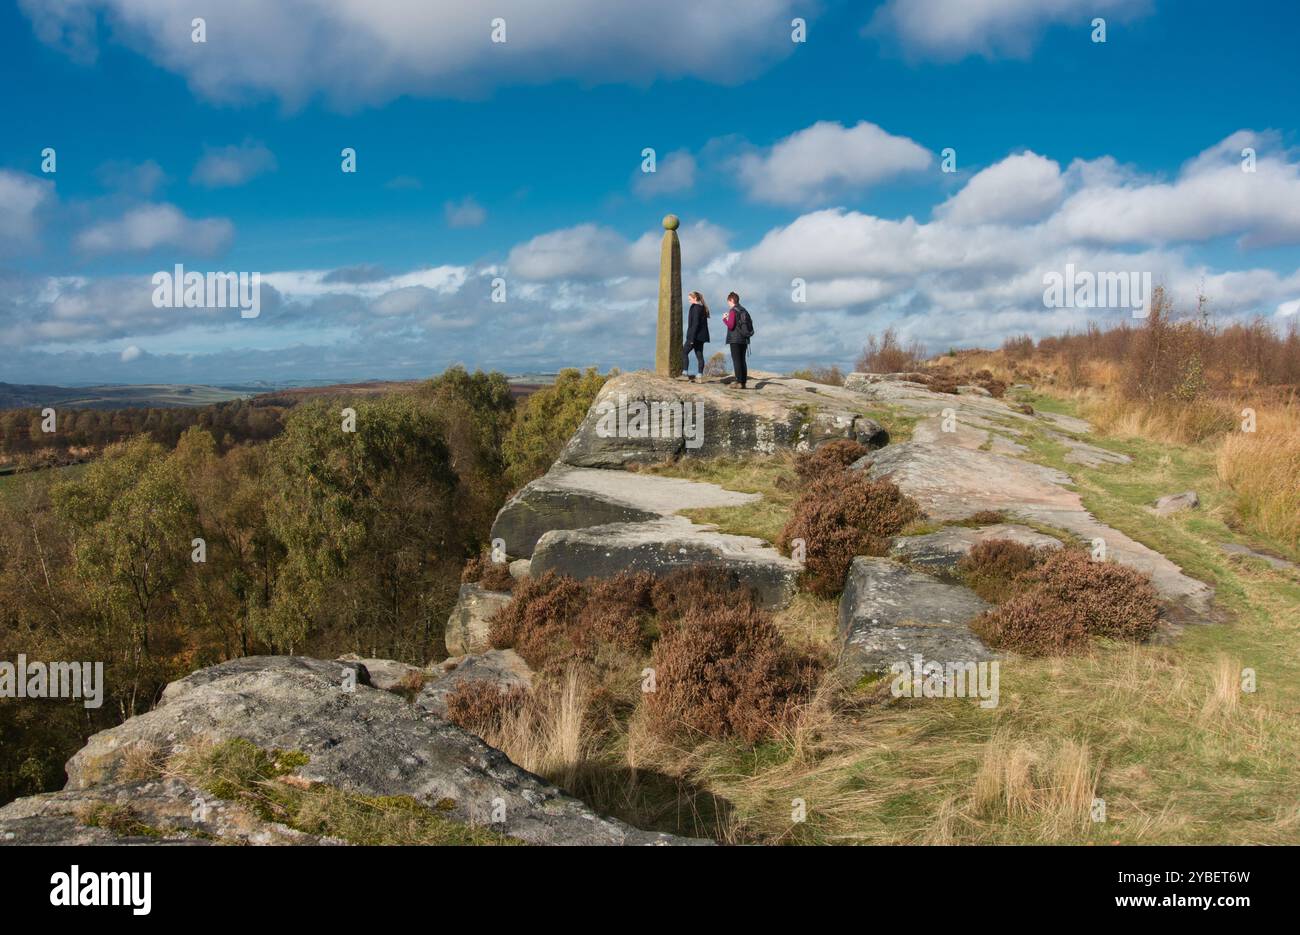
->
[662, 214, 680, 231]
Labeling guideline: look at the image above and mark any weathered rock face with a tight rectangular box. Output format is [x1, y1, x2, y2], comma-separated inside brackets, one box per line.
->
[490, 463, 759, 558]
[558, 370, 887, 468]
[3, 656, 704, 846]
[530, 515, 800, 608]
[0, 777, 336, 846]
[445, 583, 513, 656]
[418, 649, 534, 719]
[839, 558, 995, 679]
[889, 524, 1062, 573]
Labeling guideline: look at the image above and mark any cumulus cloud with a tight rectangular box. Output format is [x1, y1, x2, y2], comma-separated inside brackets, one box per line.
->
[935, 151, 1066, 225]
[0, 170, 54, 251]
[734, 121, 932, 206]
[1051, 131, 1300, 246]
[444, 196, 487, 228]
[191, 140, 277, 188]
[634, 150, 697, 198]
[120, 344, 141, 362]
[867, 0, 1153, 60]
[21, 0, 805, 109]
[10, 131, 1300, 383]
[75, 203, 234, 255]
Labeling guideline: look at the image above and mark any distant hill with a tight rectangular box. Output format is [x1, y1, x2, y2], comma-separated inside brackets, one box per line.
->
[0, 382, 251, 411]
[0, 376, 551, 411]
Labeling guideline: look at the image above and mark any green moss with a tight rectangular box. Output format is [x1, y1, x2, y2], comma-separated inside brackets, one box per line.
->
[172, 738, 517, 846]
[77, 802, 167, 838]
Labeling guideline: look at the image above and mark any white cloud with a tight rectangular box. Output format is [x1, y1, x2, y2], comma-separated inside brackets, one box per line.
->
[936, 151, 1065, 225]
[1051, 131, 1300, 246]
[734, 121, 932, 206]
[22, 0, 805, 109]
[868, 0, 1153, 61]
[75, 203, 234, 255]
[120, 344, 141, 362]
[0, 170, 54, 251]
[10, 131, 1300, 379]
[191, 140, 277, 188]
[635, 150, 696, 197]
[444, 196, 487, 229]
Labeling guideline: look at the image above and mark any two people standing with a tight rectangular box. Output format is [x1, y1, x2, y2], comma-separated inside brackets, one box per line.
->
[682, 290, 754, 389]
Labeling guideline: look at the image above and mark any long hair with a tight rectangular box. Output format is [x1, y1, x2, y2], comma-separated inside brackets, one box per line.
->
[689, 291, 710, 318]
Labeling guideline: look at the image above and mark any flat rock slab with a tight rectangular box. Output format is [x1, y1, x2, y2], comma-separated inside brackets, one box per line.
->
[445, 583, 513, 656]
[50, 656, 702, 846]
[1046, 431, 1133, 467]
[418, 649, 534, 719]
[491, 463, 758, 557]
[838, 558, 995, 678]
[890, 524, 1062, 572]
[1221, 543, 1299, 574]
[858, 442, 1214, 618]
[530, 515, 800, 608]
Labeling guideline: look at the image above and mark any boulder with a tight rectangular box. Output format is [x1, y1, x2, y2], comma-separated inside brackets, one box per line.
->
[889, 524, 1062, 572]
[558, 370, 887, 468]
[1154, 490, 1199, 517]
[418, 649, 535, 719]
[39, 656, 701, 846]
[838, 558, 995, 679]
[445, 583, 513, 656]
[490, 463, 758, 558]
[530, 515, 800, 608]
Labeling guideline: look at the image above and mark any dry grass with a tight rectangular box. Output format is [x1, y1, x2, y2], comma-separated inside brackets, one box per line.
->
[1216, 402, 1300, 553]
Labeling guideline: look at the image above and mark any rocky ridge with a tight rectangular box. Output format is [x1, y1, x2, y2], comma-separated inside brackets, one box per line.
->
[1, 368, 1217, 845]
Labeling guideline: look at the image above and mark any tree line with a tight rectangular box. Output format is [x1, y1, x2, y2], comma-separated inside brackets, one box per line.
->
[0, 366, 607, 805]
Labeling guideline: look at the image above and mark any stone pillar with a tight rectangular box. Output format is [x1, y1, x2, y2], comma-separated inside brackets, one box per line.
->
[655, 214, 683, 377]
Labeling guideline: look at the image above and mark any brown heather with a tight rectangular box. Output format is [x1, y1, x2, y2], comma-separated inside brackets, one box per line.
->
[794, 439, 871, 482]
[957, 538, 1046, 604]
[971, 550, 1160, 656]
[444, 681, 531, 735]
[779, 470, 922, 596]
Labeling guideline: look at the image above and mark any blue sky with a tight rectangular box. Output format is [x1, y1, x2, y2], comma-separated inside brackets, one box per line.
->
[2, 0, 1298, 385]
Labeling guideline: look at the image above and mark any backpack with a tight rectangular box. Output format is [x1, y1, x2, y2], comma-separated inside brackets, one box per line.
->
[738, 307, 755, 339]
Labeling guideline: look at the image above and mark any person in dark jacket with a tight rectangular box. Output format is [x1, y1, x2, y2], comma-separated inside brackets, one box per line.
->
[723, 291, 751, 389]
[682, 291, 710, 381]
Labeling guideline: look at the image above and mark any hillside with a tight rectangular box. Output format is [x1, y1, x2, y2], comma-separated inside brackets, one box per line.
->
[4, 366, 1294, 845]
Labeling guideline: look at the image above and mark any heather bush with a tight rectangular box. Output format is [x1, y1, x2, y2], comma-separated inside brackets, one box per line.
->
[646, 603, 821, 743]
[957, 538, 1045, 603]
[779, 471, 922, 596]
[962, 510, 1007, 526]
[794, 439, 870, 482]
[971, 550, 1160, 656]
[444, 681, 530, 734]
[856, 327, 925, 373]
[489, 570, 659, 671]
[461, 553, 514, 592]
